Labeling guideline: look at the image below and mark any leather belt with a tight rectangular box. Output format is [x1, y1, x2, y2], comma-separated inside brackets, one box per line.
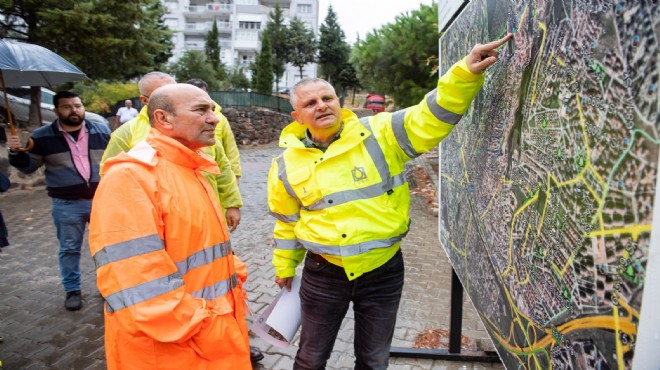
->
[306, 251, 327, 263]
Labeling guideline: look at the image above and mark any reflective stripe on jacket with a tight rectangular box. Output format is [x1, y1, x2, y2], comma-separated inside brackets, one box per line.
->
[90, 129, 250, 369]
[101, 105, 242, 208]
[267, 58, 484, 280]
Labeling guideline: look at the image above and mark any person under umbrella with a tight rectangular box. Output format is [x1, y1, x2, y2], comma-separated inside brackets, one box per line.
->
[6, 91, 110, 311]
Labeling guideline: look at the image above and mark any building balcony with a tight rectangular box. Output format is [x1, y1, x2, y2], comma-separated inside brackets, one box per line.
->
[184, 40, 233, 51]
[183, 21, 233, 35]
[184, 3, 234, 19]
[233, 30, 259, 50]
[259, 0, 290, 8]
[184, 41, 206, 51]
[233, 39, 259, 51]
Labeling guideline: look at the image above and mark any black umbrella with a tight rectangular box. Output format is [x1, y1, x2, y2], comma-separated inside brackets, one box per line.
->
[0, 39, 89, 150]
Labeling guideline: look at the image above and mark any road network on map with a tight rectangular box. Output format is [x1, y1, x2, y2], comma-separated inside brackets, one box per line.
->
[439, 0, 658, 368]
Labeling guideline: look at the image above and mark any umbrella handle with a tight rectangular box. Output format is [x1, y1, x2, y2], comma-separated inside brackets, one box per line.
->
[7, 124, 35, 152]
[2, 72, 34, 151]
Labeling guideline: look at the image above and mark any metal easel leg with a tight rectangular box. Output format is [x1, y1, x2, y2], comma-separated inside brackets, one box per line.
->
[390, 268, 501, 363]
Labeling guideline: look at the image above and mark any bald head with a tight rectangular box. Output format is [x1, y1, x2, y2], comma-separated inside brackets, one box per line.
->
[147, 83, 219, 150]
[147, 84, 197, 124]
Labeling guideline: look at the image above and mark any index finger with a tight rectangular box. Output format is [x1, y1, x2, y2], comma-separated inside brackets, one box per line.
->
[479, 33, 513, 51]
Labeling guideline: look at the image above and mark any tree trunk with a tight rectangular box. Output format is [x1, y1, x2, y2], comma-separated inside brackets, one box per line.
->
[28, 87, 42, 128]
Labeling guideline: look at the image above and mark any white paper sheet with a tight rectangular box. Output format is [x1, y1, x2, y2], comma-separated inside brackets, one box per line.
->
[250, 275, 301, 348]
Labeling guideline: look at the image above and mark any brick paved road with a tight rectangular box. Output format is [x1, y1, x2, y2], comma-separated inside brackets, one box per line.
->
[0, 144, 504, 370]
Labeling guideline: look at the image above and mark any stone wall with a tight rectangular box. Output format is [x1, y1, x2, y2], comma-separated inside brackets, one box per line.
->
[224, 106, 375, 146]
[222, 107, 292, 146]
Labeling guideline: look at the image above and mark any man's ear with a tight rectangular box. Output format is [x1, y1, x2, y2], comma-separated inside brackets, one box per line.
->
[153, 110, 172, 129]
[291, 111, 301, 124]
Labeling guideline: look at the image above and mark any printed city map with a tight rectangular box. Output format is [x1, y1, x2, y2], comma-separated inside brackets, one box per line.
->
[438, 0, 658, 368]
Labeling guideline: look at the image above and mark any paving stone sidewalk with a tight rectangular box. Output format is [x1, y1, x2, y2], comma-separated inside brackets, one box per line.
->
[0, 143, 504, 370]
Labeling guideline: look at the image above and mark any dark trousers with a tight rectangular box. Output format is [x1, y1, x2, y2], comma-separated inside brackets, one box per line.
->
[294, 249, 404, 370]
[0, 210, 8, 248]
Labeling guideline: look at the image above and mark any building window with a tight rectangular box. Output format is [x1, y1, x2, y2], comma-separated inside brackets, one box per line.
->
[239, 21, 261, 30]
[297, 4, 312, 13]
[240, 55, 255, 65]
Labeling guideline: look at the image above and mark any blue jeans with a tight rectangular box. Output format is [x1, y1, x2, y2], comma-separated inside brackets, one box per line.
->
[294, 249, 404, 370]
[51, 198, 91, 293]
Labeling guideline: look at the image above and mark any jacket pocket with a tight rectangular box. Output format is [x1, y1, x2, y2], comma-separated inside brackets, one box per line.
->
[189, 312, 248, 361]
[288, 167, 323, 207]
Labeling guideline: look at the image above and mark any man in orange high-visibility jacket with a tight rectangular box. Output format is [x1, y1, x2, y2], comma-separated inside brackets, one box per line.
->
[89, 84, 251, 369]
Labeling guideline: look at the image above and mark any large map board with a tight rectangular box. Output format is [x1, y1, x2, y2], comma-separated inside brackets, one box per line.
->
[438, 0, 659, 368]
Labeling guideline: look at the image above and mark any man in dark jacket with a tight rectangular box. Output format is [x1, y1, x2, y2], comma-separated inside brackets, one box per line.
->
[7, 91, 110, 311]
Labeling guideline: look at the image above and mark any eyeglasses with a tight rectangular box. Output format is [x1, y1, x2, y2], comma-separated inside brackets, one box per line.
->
[57, 104, 84, 111]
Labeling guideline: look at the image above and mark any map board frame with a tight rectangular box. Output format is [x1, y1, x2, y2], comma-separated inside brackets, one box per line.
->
[437, 0, 659, 368]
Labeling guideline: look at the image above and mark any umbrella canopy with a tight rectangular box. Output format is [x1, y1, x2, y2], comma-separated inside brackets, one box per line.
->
[0, 38, 88, 87]
[0, 39, 89, 150]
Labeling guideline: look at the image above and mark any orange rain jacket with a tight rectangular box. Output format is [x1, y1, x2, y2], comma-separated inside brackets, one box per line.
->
[89, 129, 250, 370]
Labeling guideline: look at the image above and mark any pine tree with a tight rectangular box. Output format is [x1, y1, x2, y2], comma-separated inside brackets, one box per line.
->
[205, 20, 227, 82]
[254, 32, 274, 94]
[206, 20, 221, 72]
[318, 5, 350, 84]
[287, 17, 317, 79]
[262, 4, 290, 91]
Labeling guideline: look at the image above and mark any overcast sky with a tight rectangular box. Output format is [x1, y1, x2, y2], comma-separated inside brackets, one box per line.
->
[317, 0, 436, 45]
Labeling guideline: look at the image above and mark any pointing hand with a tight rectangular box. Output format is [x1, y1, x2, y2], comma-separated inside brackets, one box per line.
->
[466, 33, 514, 74]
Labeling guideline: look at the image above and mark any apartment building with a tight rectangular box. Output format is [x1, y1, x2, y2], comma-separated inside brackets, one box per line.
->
[161, 0, 319, 89]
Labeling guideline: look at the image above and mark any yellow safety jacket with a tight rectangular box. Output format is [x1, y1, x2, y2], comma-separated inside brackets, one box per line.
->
[213, 104, 242, 177]
[90, 129, 250, 369]
[267, 58, 484, 280]
[101, 104, 242, 208]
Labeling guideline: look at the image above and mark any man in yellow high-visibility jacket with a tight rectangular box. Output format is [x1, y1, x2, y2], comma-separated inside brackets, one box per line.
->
[268, 34, 513, 369]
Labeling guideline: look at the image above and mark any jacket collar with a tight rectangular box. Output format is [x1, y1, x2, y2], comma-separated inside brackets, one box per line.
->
[145, 129, 220, 174]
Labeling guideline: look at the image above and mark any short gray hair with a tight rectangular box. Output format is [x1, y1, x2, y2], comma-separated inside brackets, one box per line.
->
[138, 72, 175, 97]
[289, 78, 337, 107]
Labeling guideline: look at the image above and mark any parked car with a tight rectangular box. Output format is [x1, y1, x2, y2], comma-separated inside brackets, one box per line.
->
[0, 86, 58, 126]
[364, 93, 386, 113]
[0, 86, 109, 128]
[84, 112, 109, 128]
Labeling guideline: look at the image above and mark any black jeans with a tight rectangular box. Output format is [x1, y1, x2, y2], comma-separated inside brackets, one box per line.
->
[294, 249, 404, 370]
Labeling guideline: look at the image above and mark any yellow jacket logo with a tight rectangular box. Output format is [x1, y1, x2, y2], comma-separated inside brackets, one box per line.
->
[352, 166, 367, 182]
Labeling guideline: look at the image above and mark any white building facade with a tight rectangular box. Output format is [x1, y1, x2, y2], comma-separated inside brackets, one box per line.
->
[161, 0, 319, 89]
